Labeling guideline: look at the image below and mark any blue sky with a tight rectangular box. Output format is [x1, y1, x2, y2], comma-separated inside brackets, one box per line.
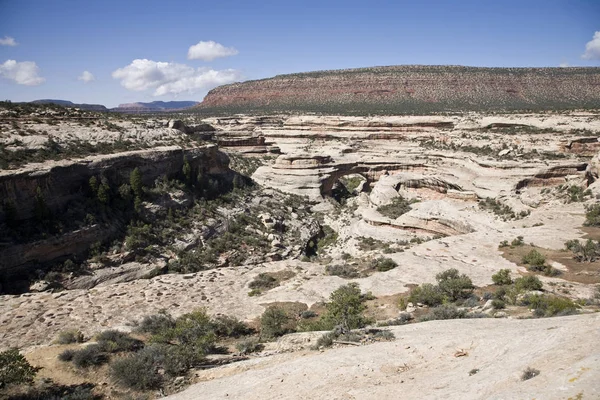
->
[0, 0, 599, 107]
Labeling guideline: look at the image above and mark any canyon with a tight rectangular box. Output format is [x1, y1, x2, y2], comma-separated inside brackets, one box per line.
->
[0, 86, 599, 398]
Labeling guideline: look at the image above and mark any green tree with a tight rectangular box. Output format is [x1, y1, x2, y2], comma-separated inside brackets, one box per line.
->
[97, 181, 110, 204]
[435, 268, 474, 301]
[260, 306, 290, 339]
[408, 283, 444, 307]
[323, 283, 368, 330]
[130, 167, 143, 198]
[89, 176, 99, 195]
[492, 269, 513, 286]
[118, 184, 133, 202]
[522, 249, 546, 269]
[0, 348, 39, 387]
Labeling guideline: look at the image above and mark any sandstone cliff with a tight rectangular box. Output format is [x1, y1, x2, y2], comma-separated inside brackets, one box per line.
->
[0, 145, 233, 279]
[196, 65, 600, 115]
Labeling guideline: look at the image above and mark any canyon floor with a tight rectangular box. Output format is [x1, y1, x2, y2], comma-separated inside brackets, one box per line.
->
[1, 104, 599, 399]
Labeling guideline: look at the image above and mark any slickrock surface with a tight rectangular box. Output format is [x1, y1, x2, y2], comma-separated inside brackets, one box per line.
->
[169, 313, 600, 400]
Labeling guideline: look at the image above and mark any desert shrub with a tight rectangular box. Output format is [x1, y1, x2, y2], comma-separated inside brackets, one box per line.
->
[491, 299, 506, 309]
[408, 283, 444, 307]
[337, 332, 362, 342]
[314, 332, 336, 349]
[300, 310, 318, 319]
[522, 249, 546, 270]
[436, 268, 474, 301]
[479, 197, 517, 220]
[492, 269, 513, 286]
[58, 349, 77, 362]
[378, 312, 413, 326]
[0, 348, 39, 387]
[260, 306, 290, 339]
[168, 345, 206, 376]
[565, 239, 600, 263]
[511, 236, 525, 247]
[377, 196, 414, 219]
[56, 329, 85, 345]
[521, 367, 540, 381]
[248, 289, 262, 296]
[372, 257, 398, 272]
[71, 344, 108, 369]
[322, 283, 369, 330]
[248, 273, 278, 290]
[96, 330, 143, 353]
[110, 346, 164, 390]
[136, 312, 176, 335]
[373, 330, 395, 341]
[420, 304, 468, 321]
[514, 275, 543, 292]
[566, 186, 591, 203]
[358, 236, 386, 251]
[236, 339, 264, 355]
[521, 294, 579, 317]
[325, 264, 360, 278]
[584, 203, 600, 226]
[163, 309, 216, 354]
[211, 315, 253, 338]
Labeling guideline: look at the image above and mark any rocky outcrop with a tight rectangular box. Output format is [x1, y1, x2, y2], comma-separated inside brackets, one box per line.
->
[197, 65, 600, 114]
[515, 163, 588, 190]
[253, 154, 426, 200]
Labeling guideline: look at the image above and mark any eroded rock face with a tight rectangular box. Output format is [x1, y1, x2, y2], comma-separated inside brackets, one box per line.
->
[0, 145, 230, 223]
[0, 145, 233, 278]
[587, 150, 600, 183]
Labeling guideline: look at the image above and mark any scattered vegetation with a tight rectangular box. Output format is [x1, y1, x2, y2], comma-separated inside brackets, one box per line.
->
[325, 264, 360, 278]
[521, 294, 579, 317]
[479, 198, 529, 221]
[377, 196, 415, 219]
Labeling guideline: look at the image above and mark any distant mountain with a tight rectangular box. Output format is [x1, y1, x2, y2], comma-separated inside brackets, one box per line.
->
[196, 65, 600, 115]
[31, 99, 108, 112]
[112, 101, 199, 113]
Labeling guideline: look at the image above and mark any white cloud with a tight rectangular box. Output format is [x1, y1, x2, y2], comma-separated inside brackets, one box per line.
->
[78, 70, 95, 83]
[582, 31, 600, 60]
[0, 36, 17, 46]
[559, 62, 570, 68]
[112, 59, 241, 96]
[187, 40, 238, 61]
[0, 60, 45, 85]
